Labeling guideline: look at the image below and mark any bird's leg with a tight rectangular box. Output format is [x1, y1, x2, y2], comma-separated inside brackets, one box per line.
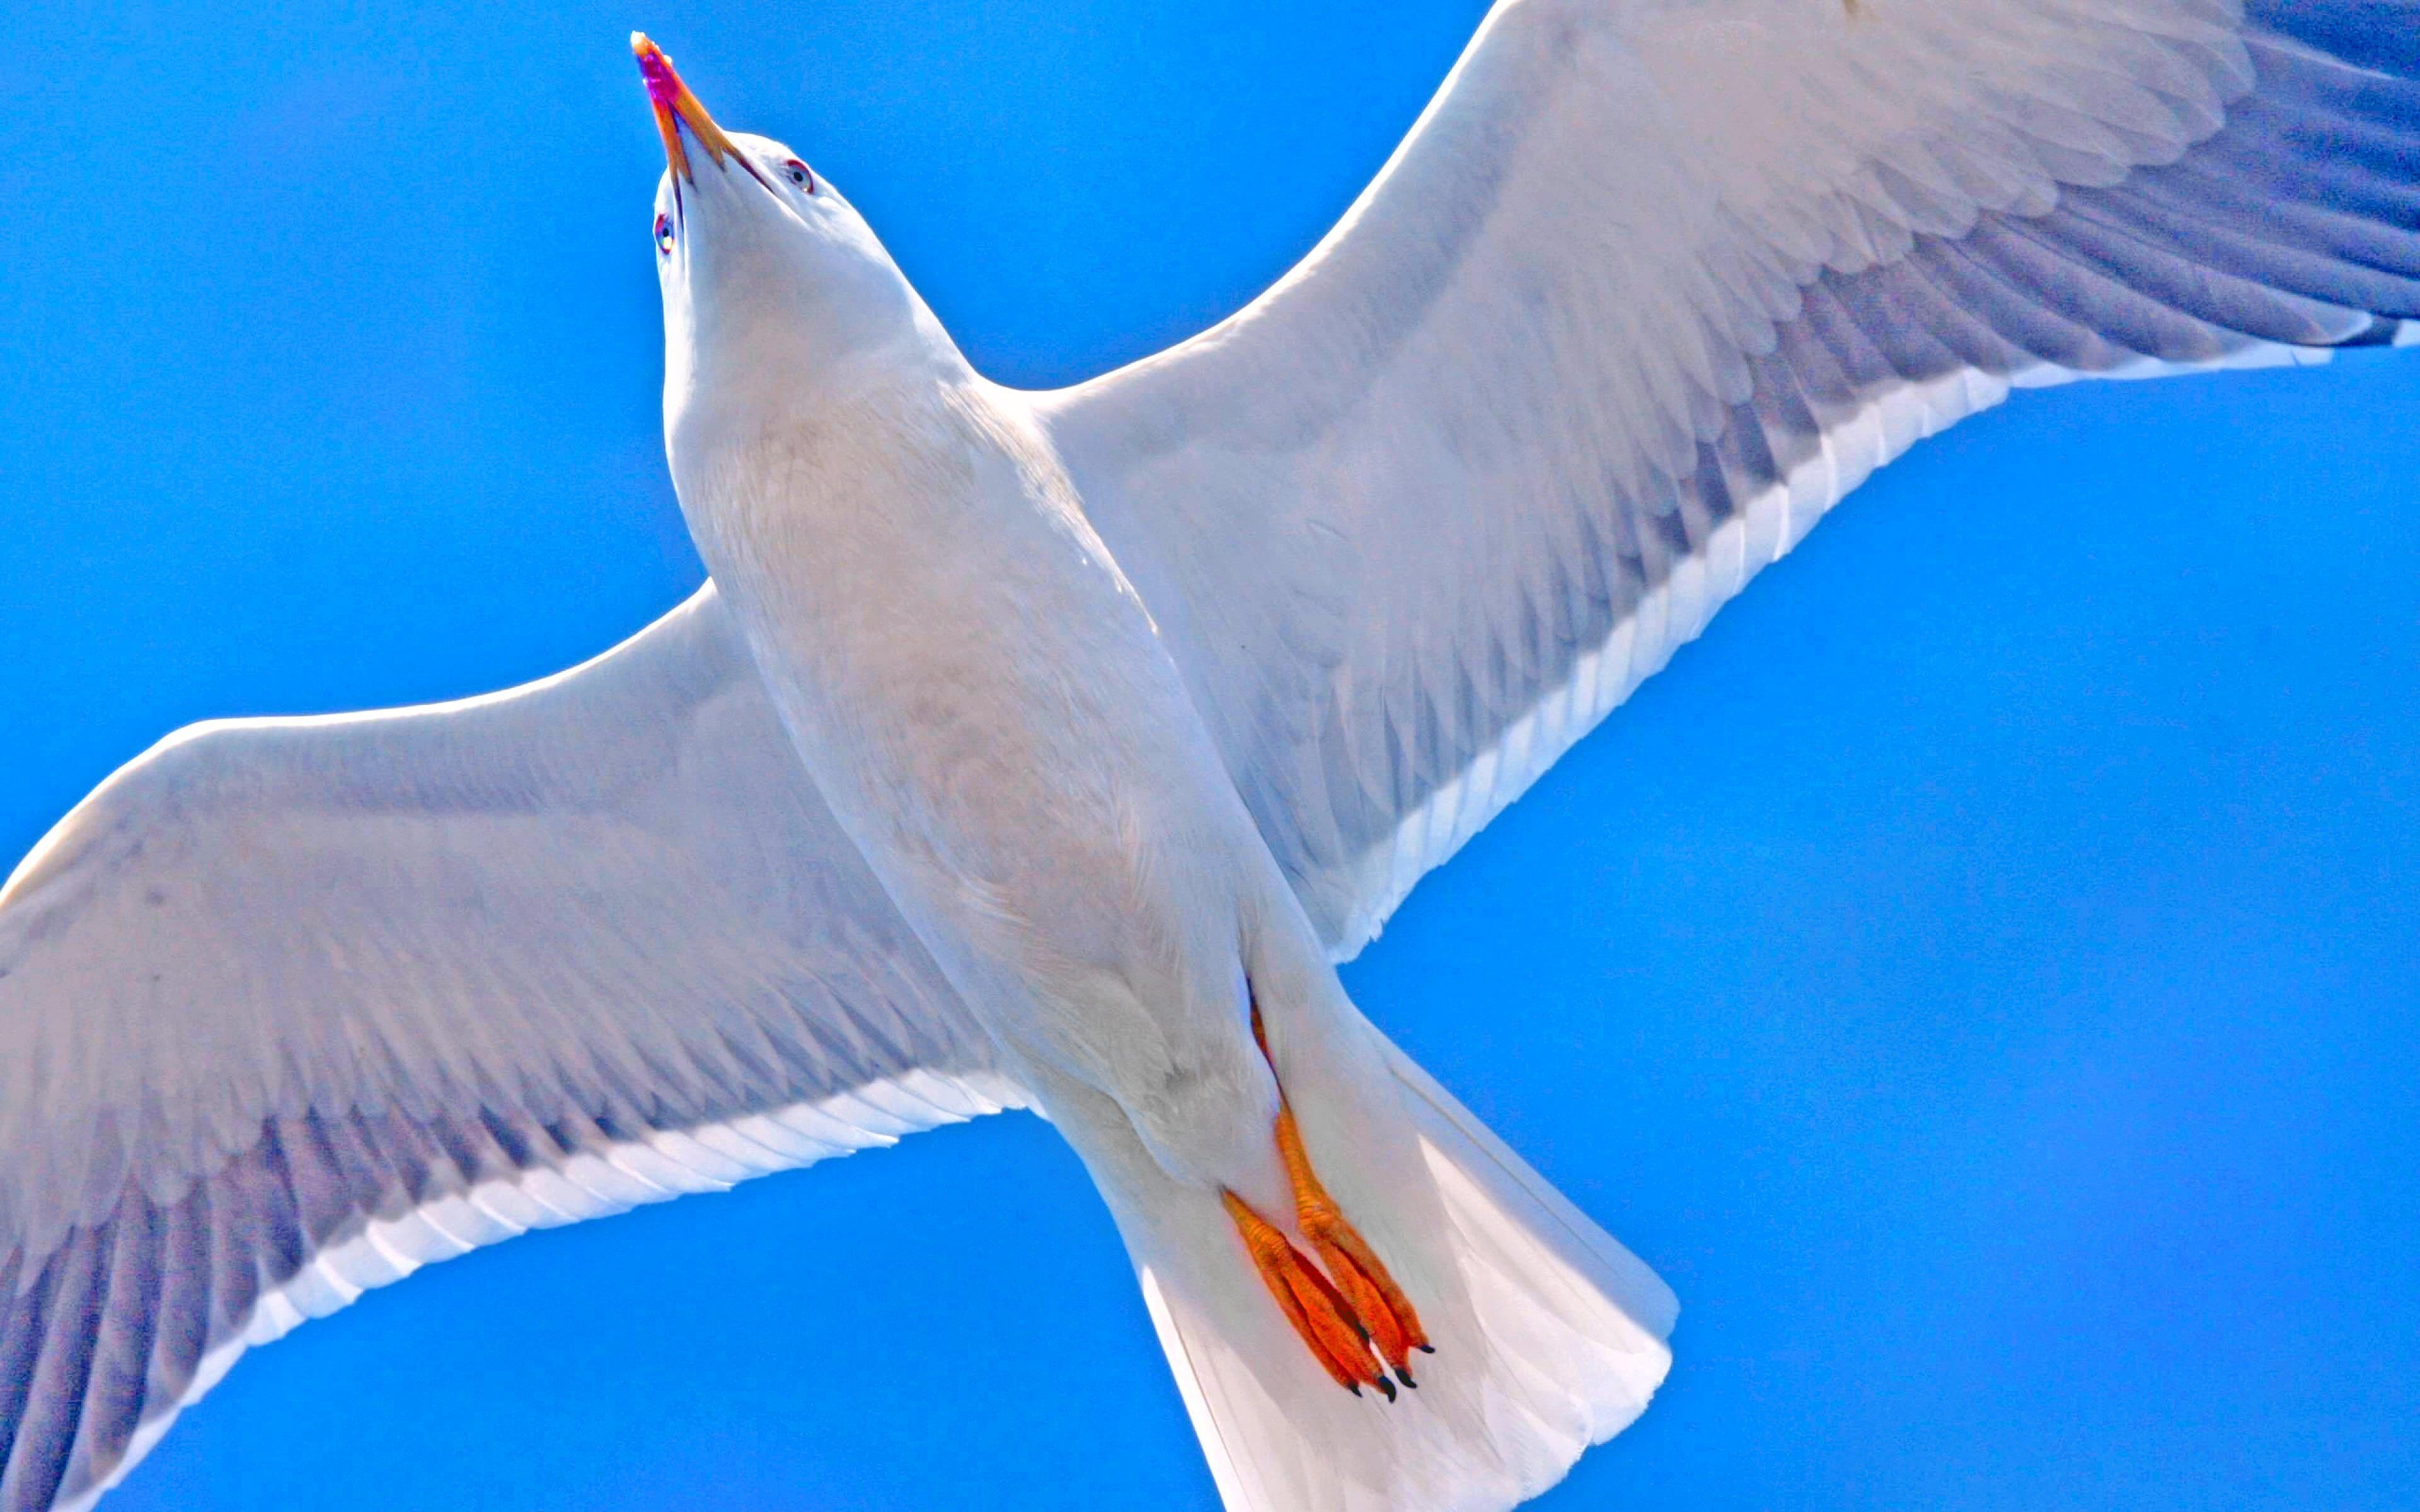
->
[1221, 1189, 1396, 1399]
[1219, 1000, 1432, 1397]
[1272, 1088, 1434, 1385]
[1253, 1003, 1434, 1383]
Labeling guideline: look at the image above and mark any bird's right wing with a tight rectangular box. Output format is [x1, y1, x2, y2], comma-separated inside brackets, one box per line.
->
[1039, 0, 2420, 962]
[0, 585, 1023, 1512]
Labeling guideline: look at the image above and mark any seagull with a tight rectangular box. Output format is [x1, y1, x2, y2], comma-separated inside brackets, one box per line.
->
[5, 4, 2417, 1509]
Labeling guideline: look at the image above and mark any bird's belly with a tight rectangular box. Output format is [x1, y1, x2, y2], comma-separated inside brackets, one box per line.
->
[761, 559, 1215, 936]
[706, 464, 1282, 1172]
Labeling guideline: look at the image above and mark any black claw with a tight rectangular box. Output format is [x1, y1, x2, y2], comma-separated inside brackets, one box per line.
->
[1346, 1382, 1362, 1397]
[1374, 1376, 1398, 1402]
[1416, 1344, 1437, 1354]
[1396, 1369, 1418, 1389]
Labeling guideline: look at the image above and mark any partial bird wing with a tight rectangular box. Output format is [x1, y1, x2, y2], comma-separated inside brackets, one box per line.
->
[0, 585, 1022, 1512]
[1038, 0, 2420, 958]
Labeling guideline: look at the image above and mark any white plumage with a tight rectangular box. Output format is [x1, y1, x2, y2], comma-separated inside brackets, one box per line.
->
[4, 4, 2416, 1509]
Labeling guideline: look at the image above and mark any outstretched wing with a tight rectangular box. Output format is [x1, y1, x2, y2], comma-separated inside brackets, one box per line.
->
[0, 586, 1022, 1512]
[1038, 0, 2420, 958]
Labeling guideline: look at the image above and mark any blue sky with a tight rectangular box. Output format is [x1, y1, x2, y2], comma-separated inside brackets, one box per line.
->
[6, 2, 2418, 1508]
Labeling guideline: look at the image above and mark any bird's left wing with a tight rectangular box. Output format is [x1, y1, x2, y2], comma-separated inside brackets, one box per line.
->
[0, 585, 1022, 1512]
[1037, 0, 2420, 959]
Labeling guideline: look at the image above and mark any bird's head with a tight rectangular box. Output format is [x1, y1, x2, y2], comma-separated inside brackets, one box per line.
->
[634, 35, 950, 443]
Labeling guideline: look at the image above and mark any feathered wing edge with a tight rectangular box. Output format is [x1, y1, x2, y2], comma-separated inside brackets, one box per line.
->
[1322, 340, 2373, 953]
[3, 1070, 1026, 1512]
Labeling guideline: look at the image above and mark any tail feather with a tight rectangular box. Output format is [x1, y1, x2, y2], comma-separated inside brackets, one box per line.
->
[1113, 1024, 1673, 1512]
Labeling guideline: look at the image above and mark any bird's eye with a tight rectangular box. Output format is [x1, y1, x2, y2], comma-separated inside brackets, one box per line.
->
[654, 212, 674, 256]
[783, 158, 815, 193]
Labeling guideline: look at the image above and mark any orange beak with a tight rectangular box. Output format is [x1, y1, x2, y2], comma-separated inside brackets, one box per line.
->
[632, 33, 772, 192]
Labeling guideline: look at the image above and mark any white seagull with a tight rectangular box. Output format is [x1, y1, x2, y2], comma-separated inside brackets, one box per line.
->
[5, 4, 2417, 1509]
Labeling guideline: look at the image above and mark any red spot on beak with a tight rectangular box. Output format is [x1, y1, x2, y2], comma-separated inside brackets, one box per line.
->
[637, 42, 683, 111]
[631, 33, 773, 193]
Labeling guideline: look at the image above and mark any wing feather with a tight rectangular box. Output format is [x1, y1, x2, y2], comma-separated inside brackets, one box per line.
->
[1039, 0, 2420, 956]
[0, 586, 1022, 1512]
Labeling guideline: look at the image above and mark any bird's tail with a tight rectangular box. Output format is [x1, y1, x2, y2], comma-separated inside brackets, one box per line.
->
[1076, 1000, 1675, 1512]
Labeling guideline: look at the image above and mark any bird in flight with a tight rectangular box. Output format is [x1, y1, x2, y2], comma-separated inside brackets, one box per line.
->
[4, 4, 2416, 1509]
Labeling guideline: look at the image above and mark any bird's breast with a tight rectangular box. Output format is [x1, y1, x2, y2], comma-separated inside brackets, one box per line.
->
[675, 375, 1262, 1016]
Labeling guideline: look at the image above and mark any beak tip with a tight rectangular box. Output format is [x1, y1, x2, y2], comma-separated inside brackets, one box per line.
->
[633, 32, 682, 108]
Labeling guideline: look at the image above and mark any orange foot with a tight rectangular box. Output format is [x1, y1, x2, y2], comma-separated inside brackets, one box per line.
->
[1223, 1004, 1434, 1399]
